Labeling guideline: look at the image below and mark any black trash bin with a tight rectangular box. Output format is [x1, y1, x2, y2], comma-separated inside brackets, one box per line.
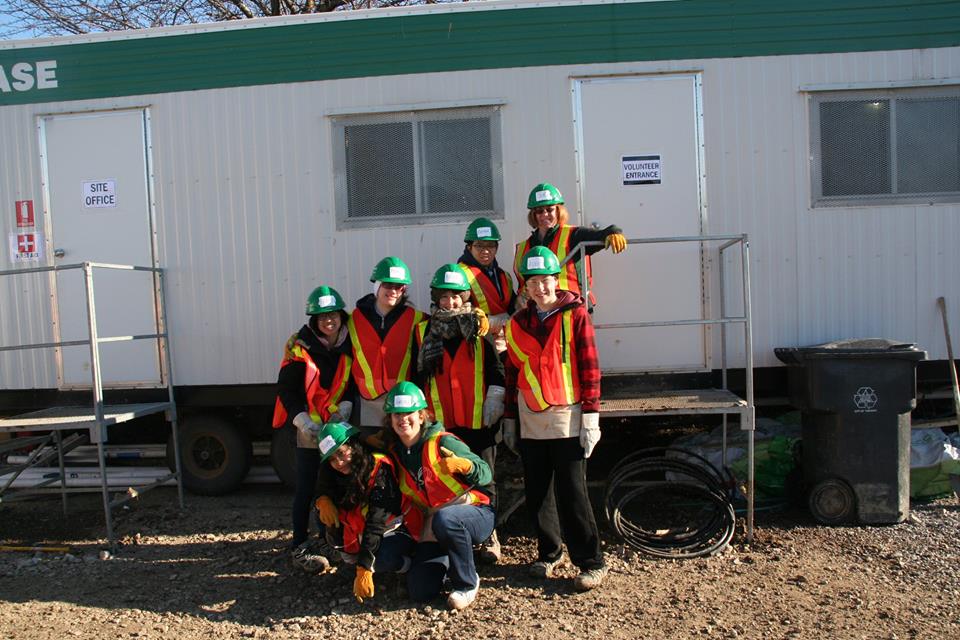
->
[774, 339, 926, 525]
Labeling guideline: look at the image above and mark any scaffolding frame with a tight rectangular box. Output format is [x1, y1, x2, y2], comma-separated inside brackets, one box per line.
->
[0, 261, 183, 546]
[564, 234, 756, 541]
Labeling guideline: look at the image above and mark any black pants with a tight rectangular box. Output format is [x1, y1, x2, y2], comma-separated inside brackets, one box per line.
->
[519, 436, 603, 570]
[292, 446, 320, 547]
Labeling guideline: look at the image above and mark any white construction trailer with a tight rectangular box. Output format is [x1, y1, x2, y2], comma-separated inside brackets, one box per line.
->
[1, 0, 959, 495]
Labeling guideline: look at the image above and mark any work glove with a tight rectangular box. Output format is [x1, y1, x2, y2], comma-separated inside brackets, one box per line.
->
[292, 412, 322, 438]
[482, 386, 506, 427]
[475, 308, 490, 337]
[579, 412, 601, 459]
[353, 566, 375, 603]
[330, 400, 353, 423]
[605, 232, 628, 254]
[501, 418, 518, 454]
[437, 446, 473, 476]
[314, 495, 340, 527]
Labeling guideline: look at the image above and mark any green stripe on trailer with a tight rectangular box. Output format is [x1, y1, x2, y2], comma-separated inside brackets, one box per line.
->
[1, 0, 959, 106]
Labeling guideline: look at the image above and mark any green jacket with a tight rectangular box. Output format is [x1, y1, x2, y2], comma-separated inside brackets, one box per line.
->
[390, 422, 493, 495]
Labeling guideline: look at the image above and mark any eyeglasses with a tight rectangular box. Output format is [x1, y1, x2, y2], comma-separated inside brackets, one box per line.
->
[379, 282, 406, 291]
[471, 242, 498, 251]
[531, 206, 558, 215]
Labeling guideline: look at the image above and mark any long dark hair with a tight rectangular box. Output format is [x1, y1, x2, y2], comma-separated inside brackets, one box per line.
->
[338, 439, 376, 511]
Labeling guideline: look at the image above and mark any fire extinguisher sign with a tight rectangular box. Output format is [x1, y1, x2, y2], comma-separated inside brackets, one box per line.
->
[15, 200, 34, 227]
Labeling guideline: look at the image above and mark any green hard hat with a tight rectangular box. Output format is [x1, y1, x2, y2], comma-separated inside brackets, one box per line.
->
[519, 246, 561, 277]
[464, 217, 502, 242]
[430, 263, 470, 291]
[527, 182, 564, 209]
[383, 381, 428, 413]
[317, 421, 360, 463]
[370, 256, 412, 284]
[305, 285, 346, 315]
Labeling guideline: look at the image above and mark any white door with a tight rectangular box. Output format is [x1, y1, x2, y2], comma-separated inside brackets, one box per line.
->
[40, 109, 161, 388]
[574, 74, 707, 373]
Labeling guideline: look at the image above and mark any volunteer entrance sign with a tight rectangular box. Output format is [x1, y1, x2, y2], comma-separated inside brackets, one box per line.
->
[622, 155, 661, 185]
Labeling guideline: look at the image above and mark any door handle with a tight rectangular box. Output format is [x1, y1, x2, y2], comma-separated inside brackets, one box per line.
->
[54, 248, 65, 258]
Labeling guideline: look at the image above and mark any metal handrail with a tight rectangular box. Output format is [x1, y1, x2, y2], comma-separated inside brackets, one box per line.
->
[0, 260, 182, 544]
[557, 233, 756, 541]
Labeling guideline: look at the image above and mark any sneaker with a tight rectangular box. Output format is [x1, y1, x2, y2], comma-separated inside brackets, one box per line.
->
[478, 530, 502, 564]
[528, 555, 565, 578]
[290, 541, 330, 573]
[574, 566, 608, 591]
[447, 583, 479, 610]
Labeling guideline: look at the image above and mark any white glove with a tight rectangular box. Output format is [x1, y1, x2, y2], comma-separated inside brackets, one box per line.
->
[501, 418, 518, 454]
[579, 412, 601, 459]
[482, 386, 505, 427]
[487, 313, 511, 332]
[336, 400, 353, 422]
[292, 411, 322, 438]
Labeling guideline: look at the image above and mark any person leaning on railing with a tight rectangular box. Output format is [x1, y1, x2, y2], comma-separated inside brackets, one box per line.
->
[513, 182, 627, 306]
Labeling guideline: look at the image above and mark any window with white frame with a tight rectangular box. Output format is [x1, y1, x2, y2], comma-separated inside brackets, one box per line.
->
[332, 106, 504, 228]
[810, 87, 960, 207]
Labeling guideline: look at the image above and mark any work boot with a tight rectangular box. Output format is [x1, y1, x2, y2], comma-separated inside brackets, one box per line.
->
[528, 555, 565, 578]
[290, 540, 331, 573]
[573, 565, 608, 591]
[478, 530, 502, 564]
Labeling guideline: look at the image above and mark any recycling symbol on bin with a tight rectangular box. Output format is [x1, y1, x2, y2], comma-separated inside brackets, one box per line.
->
[853, 386, 879, 411]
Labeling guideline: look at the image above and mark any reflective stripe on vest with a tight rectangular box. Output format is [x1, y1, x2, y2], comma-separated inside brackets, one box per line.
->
[505, 309, 580, 411]
[397, 431, 489, 540]
[271, 334, 353, 428]
[339, 453, 395, 554]
[459, 263, 513, 316]
[513, 225, 593, 298]
[415, 321, 485, 429]
[348, 307, 423, 400]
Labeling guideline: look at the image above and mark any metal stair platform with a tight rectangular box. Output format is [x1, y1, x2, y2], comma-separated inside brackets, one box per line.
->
[600, 389, 748, 417]
[0, 403, 173, 432]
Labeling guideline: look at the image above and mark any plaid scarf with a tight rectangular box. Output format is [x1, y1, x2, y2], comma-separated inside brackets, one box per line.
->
[417, 305, 480, 378]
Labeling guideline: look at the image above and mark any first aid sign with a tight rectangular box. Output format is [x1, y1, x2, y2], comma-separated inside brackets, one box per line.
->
[83, 180, 117, 208]
[9, 231, 43, 263]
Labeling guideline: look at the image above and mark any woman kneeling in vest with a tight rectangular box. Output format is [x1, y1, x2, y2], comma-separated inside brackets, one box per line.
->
[314, 421, 413, 603]
[502, 246, 608, 591]
[382, 381, 495, 611]
[416, 263, 504, 563]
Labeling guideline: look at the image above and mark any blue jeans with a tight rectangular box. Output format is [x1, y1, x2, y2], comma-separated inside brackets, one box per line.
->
[292, 446, 320, 547]
[407, 504, 495, 600]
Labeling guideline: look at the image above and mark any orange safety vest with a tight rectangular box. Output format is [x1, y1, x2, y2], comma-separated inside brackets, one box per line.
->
[514, 225, 594, 300]
[397, 430, 490, 542]
[459, 263, 514, 316]
[348, 307, 423, 400]
[415, 321, 486, 430]
[505, 309, 581, 411]
[338, 453, 402, 554]
[272, 334, 353, 428]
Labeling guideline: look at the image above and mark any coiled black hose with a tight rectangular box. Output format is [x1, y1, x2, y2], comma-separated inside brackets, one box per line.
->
[604, 447, 737, 559]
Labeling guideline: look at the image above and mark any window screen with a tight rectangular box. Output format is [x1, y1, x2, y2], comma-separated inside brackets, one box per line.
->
[811, 87, 960, 206]
[334, 106, 504, 228]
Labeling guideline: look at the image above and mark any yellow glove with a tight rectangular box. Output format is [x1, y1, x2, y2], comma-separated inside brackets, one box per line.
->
[437, 446, 473, 476]
[354, 566, 375, 603]
[314, 495, 340, 527]
[475, 308, 490, 337]
[605, 232, 627, 254]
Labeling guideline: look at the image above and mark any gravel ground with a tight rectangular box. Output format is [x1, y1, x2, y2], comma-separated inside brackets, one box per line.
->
[1, 480, 958, 640]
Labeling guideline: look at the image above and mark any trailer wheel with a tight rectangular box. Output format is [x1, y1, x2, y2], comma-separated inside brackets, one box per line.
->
[270, 427, 297, 490]
[167, 416, 252, 495]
